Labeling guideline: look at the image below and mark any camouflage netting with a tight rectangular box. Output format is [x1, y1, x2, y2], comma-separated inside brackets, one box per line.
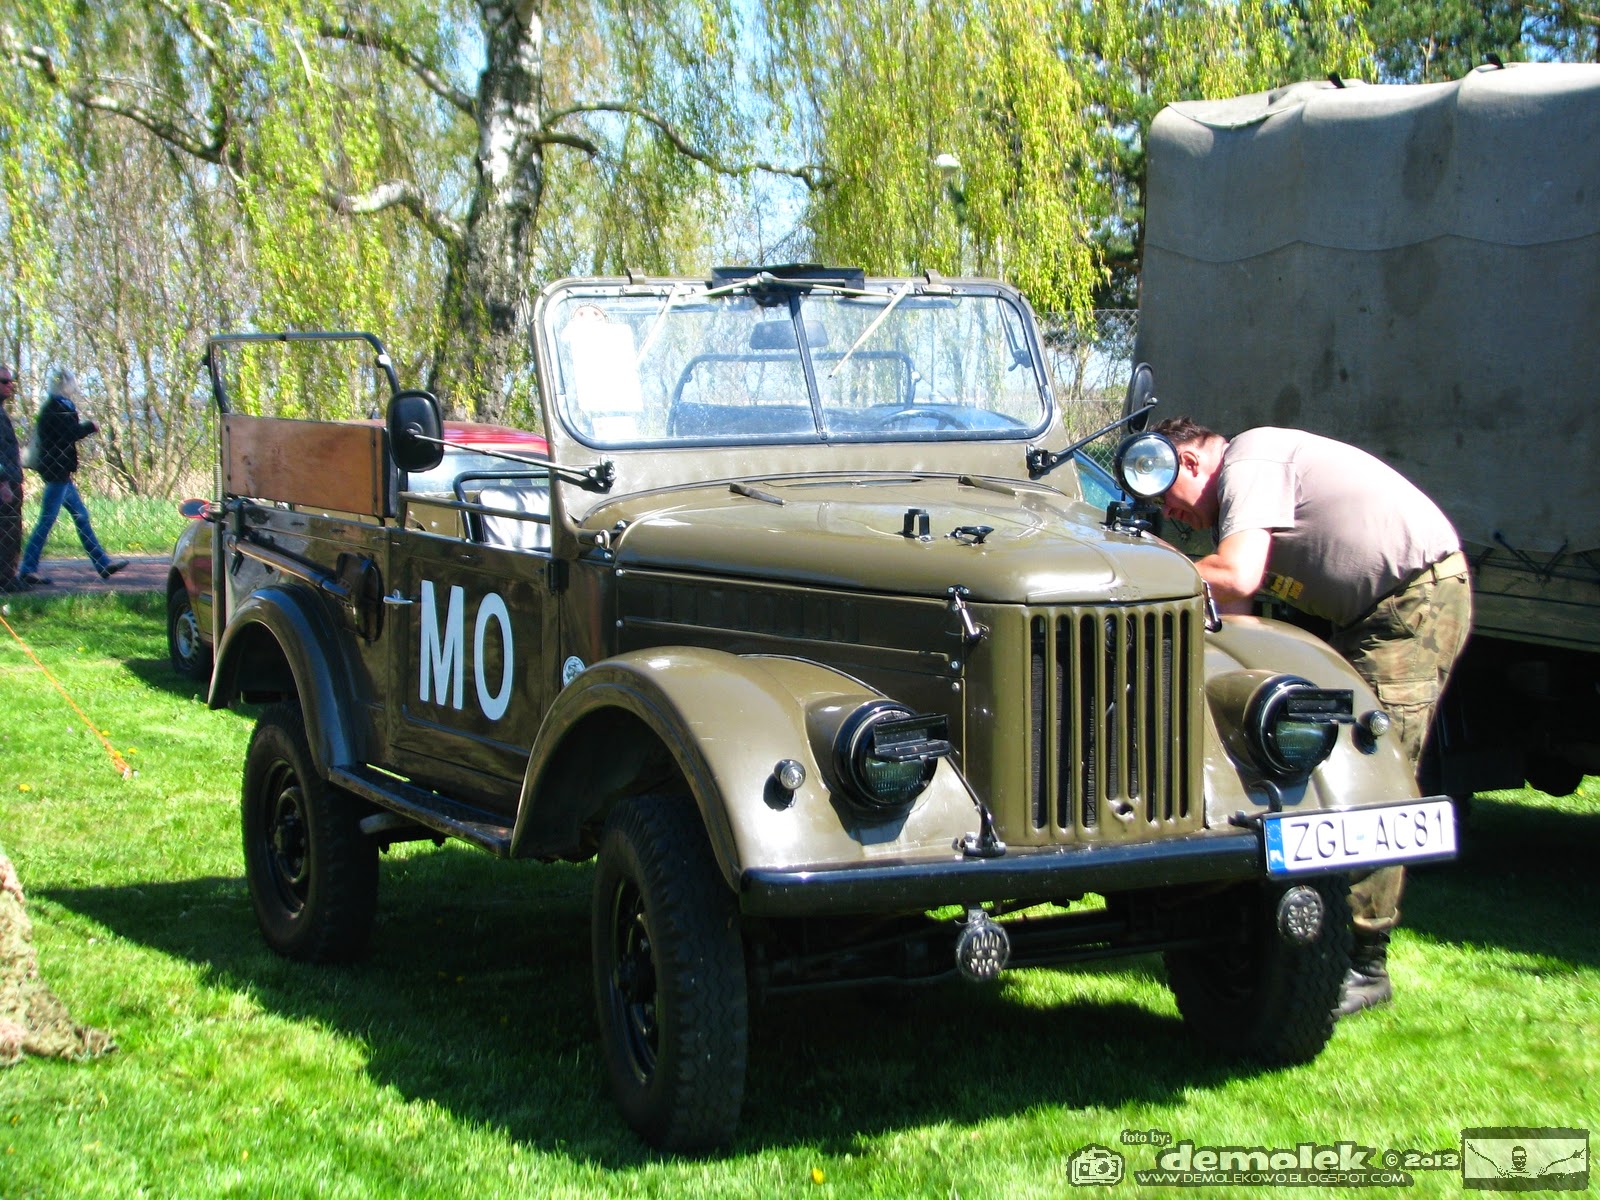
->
[0, 851, 116, 1066]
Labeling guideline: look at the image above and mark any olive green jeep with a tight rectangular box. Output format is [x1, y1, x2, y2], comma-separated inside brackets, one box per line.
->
[202, 267, 1456, 1151]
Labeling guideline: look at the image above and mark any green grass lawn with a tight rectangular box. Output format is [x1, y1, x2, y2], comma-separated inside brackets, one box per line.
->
[1, 593, 1596, 1198]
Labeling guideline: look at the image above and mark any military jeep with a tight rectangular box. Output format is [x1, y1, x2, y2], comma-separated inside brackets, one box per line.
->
[202, 268, 1456, 1151]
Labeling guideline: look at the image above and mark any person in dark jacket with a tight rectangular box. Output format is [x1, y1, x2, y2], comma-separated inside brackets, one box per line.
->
[0, 365, 23, 592]
[16, 368, 127, 585]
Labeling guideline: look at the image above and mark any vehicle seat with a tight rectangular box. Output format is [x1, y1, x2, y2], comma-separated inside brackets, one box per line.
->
[477, 483, 551, 551]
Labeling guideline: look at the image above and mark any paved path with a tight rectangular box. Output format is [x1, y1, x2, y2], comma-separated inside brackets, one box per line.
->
[17, 556, 167, 595]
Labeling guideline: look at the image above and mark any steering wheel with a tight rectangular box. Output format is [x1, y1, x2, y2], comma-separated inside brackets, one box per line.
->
[877, 406, 967, 431]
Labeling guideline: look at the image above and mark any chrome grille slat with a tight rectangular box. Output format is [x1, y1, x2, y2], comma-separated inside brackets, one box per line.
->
[1028, 599, 1201, 841]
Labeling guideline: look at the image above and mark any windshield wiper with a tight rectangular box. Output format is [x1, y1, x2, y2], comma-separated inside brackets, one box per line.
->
[829, 281, 913, 377]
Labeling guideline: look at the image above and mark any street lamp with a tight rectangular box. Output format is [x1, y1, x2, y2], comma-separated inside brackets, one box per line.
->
[933, 152, 964, 274]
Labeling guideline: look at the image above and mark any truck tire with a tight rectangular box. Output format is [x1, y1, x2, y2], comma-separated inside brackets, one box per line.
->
[1164, 876, 1351, 1066]
[167, 587, 212, 681]
[592, 796, 748, 1152]
[242, 702, 377, 963]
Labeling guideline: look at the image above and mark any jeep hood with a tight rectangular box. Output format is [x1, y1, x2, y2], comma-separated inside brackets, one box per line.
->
[594, 476, 1199, 605]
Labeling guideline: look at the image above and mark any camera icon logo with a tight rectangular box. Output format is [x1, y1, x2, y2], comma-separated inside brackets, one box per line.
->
[1067, 1143, 1126, 1187]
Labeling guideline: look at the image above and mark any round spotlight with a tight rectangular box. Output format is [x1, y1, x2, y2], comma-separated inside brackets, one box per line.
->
[1113, 432, 1180, 500]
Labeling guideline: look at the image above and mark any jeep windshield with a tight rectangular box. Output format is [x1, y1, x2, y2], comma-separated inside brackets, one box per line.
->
[540, 275, 1051, 449]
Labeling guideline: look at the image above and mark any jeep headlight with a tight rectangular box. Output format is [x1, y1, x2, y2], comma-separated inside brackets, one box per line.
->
[1245, 675, 1353, 781]
[1113, 432, 1179, 500]
[833, 702, 951, 815]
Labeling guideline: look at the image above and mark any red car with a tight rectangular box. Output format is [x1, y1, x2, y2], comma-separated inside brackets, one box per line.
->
[167, 421, 549, 680]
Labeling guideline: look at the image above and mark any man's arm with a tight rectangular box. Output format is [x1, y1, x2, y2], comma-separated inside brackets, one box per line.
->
[1193, 528, 1272, 613]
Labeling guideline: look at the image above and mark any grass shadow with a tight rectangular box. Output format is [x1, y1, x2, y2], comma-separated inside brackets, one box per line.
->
[1401, 795, 1600, 965]
[43, 845, 1274, 1163]
[119, 653, 210, 701]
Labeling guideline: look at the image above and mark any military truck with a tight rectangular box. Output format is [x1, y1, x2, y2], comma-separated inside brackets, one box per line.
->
[1136, 62, 1600, 799]
[201, 268, 1454, 1151]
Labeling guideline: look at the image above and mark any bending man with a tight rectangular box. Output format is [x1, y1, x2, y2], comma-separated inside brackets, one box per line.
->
[1152, 417, 1471, 1016]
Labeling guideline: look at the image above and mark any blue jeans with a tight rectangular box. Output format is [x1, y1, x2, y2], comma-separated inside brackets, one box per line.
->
[20, 480, 112, 576]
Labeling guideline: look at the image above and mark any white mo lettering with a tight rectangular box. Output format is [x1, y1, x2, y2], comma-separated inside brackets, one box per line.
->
[418, 579, 516, 720]
[419, 580, 465, 709]
[474, 592, 514, 720]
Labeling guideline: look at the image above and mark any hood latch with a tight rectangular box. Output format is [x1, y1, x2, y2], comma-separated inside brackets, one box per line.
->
[946, 585, 989, 647]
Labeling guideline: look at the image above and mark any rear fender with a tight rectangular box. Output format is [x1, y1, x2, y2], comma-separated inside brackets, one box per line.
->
[511, 648, 979, 887]
[209, 584, 363, 773]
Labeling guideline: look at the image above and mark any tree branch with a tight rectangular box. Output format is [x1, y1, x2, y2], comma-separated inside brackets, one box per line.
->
[323, 180, 466, 252]
[546, 101, 829, 189]
[0, 25, 229, 163]
[317, 19, 476, 115]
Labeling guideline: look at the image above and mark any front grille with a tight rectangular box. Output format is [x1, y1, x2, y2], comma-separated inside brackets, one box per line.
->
[1028, 599, 1202, 840]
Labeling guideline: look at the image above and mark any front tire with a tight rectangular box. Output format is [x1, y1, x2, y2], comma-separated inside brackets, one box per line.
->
[1164, 876, 1351, 1065]
[242, 702, 378, 963]
[592, 796, 748, 1152]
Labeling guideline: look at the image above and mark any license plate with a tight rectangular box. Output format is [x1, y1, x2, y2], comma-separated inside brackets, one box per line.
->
[1263, 799, 1457, 875]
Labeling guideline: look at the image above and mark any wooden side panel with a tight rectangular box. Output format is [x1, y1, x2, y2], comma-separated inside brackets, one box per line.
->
[222, 415, 392, 517]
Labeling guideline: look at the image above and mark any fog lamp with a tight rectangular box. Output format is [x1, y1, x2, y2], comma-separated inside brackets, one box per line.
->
[833, 702, 951, 815]
[1246, 676, 1352, 782]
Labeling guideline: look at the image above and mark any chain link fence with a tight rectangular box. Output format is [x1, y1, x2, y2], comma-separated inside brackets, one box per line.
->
[1038, 308, 1138, 466]
[16, 310, 1139, 562]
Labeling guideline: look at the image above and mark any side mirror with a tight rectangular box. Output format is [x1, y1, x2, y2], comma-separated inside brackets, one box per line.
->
[1123, 362, 1157, 431]
[387, 389, 445, 472]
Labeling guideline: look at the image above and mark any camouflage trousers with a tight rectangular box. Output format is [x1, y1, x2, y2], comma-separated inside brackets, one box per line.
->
[1329, 551, 1473, 934]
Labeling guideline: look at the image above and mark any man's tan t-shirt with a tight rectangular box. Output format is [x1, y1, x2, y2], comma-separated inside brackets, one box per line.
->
[1216, 428, 1460, 626]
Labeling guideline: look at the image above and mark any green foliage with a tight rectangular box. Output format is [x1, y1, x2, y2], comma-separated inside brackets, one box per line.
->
[767, 0, 1373, 316]
[1367, 0, 1599, 82]
[0, 593, 1597, 1197]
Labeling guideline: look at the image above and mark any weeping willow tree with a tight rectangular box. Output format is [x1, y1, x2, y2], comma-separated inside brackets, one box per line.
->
[1, 0, 819, 425]
[764, 0, 1374, 317]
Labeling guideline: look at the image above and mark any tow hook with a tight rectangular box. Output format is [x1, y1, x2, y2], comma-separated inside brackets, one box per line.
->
[1276, 884, 1325, 945]
[955, 908, 1011, 982]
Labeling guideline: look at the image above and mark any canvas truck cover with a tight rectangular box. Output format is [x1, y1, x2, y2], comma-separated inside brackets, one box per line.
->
[1137, 64, 1600, 589]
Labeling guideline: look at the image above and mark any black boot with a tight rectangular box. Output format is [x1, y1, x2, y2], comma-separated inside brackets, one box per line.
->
[1336, 930, 1393, 1018]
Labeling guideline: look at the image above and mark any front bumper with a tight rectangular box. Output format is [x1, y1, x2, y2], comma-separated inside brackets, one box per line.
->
[738, 795, 1460, 918]
[739, 830, 1264, 917]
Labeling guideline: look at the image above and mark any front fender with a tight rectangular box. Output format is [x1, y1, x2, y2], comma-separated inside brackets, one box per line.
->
[511, 648, 983, 888]
[1203, 615, 1418, 819]
[209, 583, 363, 773]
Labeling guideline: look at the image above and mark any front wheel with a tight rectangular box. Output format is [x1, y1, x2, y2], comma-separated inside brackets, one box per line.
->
[592, 796, 748, 1152]
[242, 702, 378, 963]
[1164, 876, 1351, 1065]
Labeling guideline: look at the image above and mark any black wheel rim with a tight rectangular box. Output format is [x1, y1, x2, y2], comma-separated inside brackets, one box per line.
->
[262, 761, 310, 915]
[606, 878, 658, 1084]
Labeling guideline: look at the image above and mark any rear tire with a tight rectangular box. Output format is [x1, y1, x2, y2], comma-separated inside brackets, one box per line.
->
[1164, 876, 1351, 1065]
[167, 587, 212, 681]
[592, 796, 748, 1152]
[242, 702, 377, 962]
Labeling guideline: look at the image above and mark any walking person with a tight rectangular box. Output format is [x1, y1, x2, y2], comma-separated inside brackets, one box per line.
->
[16, 368, 128, 586]
[0, 365, 23, 592]
[1151, 416, 1472, 1017]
